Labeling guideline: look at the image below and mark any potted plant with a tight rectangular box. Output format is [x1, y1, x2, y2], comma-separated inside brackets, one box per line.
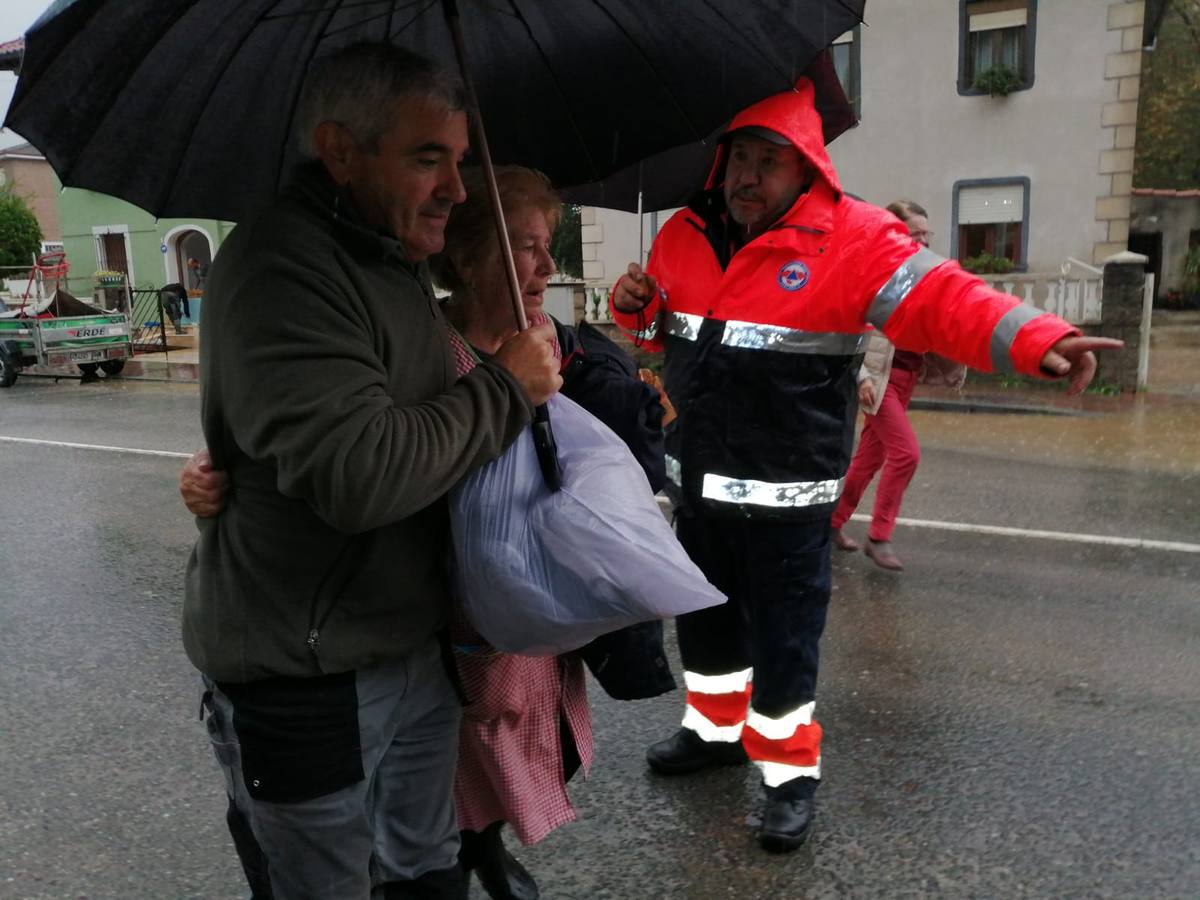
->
[973, 64, 1023, 97]
[93, 269, 125, 286]
[961, 252, 1015, 275]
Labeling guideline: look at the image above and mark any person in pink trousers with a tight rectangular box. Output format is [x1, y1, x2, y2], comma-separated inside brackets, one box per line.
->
[831, 200, 962, 571]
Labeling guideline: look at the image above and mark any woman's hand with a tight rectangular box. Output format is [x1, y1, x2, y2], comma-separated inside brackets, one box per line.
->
[857, 379, 877, 410]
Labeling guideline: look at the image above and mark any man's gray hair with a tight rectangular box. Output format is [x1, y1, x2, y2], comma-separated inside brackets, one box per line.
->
[295, 42, 465, 158]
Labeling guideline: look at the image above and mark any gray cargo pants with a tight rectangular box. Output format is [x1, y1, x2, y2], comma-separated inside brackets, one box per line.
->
[201, 638, 462, 899]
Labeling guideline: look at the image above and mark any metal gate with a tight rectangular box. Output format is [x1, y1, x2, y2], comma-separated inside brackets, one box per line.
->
[129, 287, 170, 353]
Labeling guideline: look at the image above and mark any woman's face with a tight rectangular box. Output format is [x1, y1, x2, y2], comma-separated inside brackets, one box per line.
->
[473, 203, 558, 334]
[904, 213, 931, 247]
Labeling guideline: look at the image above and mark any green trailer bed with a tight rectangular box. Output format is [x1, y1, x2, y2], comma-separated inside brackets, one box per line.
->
[0, 294, 133, 387]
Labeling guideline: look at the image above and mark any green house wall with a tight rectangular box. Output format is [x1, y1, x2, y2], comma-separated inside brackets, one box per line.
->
[56, 187, 234, 321]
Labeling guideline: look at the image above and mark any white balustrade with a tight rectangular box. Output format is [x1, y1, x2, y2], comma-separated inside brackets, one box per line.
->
[979, 271, 1103, 325]
[584, 287, 614, 323]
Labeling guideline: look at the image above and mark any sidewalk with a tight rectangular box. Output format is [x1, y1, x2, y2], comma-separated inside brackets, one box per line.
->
[27, 311, 1198, 410]
[119, 347, 200, 382]
[914, 308, 1199, 414]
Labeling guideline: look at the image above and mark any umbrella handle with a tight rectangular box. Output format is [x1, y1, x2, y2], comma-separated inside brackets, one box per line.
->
[531, 404, 563, 491]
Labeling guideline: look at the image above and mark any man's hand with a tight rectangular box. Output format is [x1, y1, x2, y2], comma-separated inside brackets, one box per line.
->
[857, 379, 877, 410]
[180, 448, 229, 518]
[613, 262, 659, 313]
[1040, 335, 1125, 396]
[494, 321, 563, 406]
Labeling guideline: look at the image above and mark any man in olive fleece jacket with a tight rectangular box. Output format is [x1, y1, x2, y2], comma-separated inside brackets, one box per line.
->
[184, 44, 560, 900]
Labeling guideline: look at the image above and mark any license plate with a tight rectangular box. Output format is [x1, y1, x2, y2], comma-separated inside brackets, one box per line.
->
[68, 348, 109, 363]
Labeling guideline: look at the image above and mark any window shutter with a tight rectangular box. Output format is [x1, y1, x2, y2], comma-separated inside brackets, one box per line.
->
[957, 184, 1024, 224]
[969, 9, 1028, 31]
[968, 0, 1029, 32]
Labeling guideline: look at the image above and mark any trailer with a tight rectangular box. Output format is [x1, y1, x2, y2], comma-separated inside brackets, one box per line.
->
[0, 253, 133, 388]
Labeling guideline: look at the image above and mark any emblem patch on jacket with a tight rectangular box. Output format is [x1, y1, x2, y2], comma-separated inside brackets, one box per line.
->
[777, 260, 810, 292]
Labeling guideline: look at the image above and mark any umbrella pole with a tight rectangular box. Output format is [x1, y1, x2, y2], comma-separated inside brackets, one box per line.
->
[637, 162, 645, 266]
[443, 0, 562, 492]
[442, 0, 527, 333]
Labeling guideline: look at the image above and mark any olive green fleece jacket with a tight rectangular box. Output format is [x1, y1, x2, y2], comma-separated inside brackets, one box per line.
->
[183, 164, 533, 683]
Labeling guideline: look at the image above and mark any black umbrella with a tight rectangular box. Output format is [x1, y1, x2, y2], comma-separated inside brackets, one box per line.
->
[563, 49, 858, 214]
[6, 0, 864, 223]
[6, 0, 865, 488]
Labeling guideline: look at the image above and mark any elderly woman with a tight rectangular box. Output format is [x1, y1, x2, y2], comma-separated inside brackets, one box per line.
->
[181, 165, 669, 900]
[433, 166, 593, 900]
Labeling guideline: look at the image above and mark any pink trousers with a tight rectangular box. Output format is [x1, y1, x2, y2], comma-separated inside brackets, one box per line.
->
[832, 366, 920, 543]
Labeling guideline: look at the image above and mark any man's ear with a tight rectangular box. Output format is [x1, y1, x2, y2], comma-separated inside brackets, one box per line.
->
[314, 121, 359, 185]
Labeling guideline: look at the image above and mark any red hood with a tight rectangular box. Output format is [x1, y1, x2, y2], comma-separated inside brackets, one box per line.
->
[705, 77, 843, 199]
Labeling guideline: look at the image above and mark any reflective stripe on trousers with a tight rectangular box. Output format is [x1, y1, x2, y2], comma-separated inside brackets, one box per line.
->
[681, 668, 752, 743]
[742, 703, 822, 786]
[682, 670, 823, 785]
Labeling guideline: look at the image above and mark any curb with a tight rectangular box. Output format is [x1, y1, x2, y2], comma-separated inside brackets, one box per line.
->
[120, 358, 200, 383]
[909, 397, 1091, 416]
[18, 358, 200, 385]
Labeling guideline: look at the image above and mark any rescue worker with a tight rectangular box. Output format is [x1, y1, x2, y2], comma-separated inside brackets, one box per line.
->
[610, 78, 1120, 853]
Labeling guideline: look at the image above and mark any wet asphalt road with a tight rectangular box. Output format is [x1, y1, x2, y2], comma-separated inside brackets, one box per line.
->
[1, 376, 1198, 899]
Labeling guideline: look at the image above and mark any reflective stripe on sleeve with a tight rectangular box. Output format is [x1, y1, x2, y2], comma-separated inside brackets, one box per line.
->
[989, 303, 1047, 373]
[683, 668, 753, 695]
[745, 703, 816, 740]
[681, 705, 745, 743]
[721, 321, 871, 356]
[756, 758, 822, 787]
[625, 317, 659, 343]
[664, 454, 682, 487]
[701, 473, 843, 509]
[663, 311, 703, 342]
[866, 247, 944, 329]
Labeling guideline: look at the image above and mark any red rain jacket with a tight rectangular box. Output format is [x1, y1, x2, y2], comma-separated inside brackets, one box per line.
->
[612, 79, 1078, 522]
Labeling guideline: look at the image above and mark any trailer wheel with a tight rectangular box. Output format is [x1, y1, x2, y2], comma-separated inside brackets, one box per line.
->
[100, 359, 125, 376]
[78, 363, 99, 377]
[0, 353, 16, 388]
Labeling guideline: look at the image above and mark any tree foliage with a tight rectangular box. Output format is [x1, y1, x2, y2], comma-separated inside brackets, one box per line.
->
[0, 188, 43, 273]
[551, 203, 583, 278]
[1135, 0, 1200, 189]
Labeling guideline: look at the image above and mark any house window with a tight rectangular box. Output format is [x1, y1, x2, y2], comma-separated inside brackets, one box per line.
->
[100, 233, 129, 274]
[92, 224, 135, 285]
[959, 0, 1036, 95]
[830, 27, 861, 116]
[951, 178, 1030, 270]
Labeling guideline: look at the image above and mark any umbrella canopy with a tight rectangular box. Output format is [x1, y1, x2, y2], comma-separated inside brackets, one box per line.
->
[5, 0, 864, 222]
[563, 49, 857, 213]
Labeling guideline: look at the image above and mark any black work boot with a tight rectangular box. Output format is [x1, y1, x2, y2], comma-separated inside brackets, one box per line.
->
[758, 776, 819, 853]
[460, 822, 538, 900]
[380, 863, 465, 899]
[646, 727, 748, 775]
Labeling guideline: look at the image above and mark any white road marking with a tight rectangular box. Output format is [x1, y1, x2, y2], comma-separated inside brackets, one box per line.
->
[3, 439, 1197, 555]
[652, 498, 1199, 555]
[849, 513, 1200, 555]
[0, 435, 193, 460]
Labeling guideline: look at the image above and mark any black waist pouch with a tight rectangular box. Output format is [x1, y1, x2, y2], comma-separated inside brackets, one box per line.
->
[218, 670, 363, 804]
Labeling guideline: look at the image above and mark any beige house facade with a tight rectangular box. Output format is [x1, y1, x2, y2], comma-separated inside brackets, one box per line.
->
[582, 0, 1148, 289]
[0, 141, 61, 245]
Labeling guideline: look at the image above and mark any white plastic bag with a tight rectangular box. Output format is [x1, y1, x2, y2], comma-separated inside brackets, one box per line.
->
[449, 394, 726, 655]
